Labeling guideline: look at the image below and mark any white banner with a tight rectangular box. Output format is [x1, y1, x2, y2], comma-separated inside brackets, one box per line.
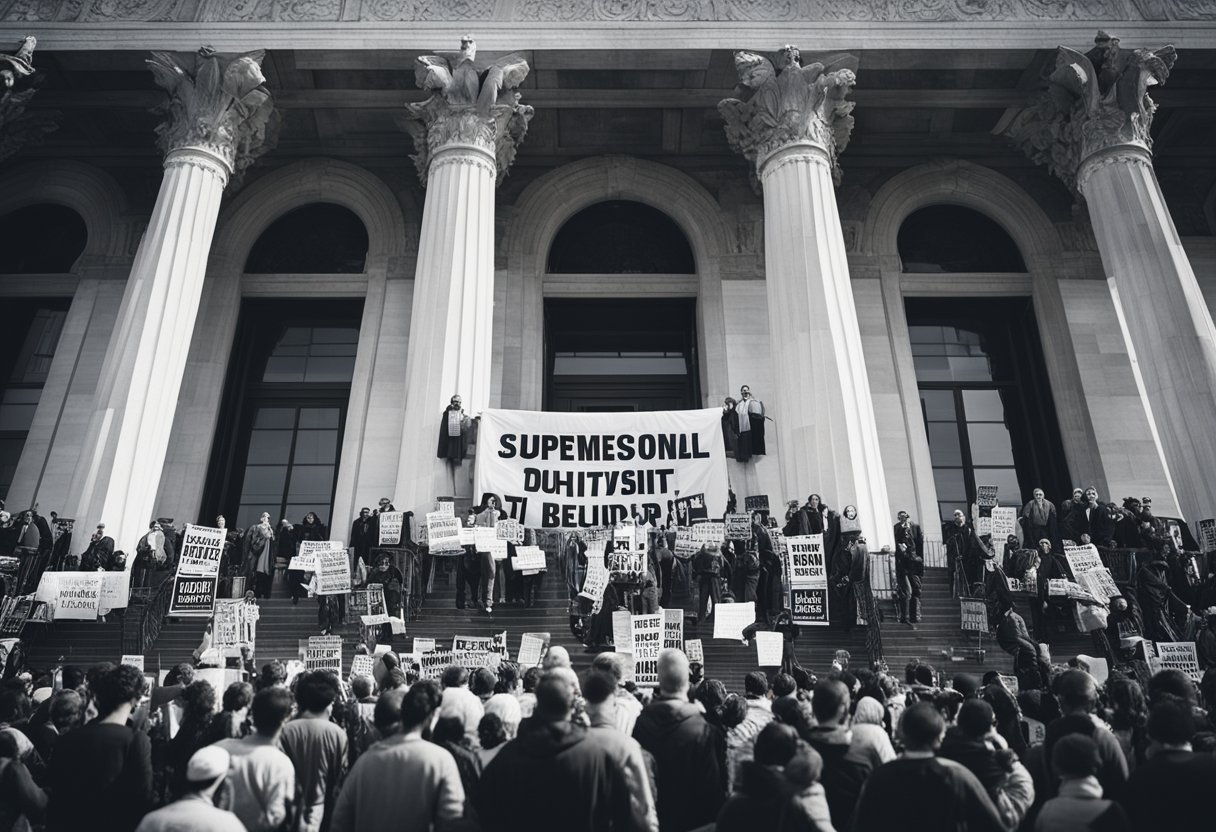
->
[474, 408, 728, 528]
[53, 573, 102, 620]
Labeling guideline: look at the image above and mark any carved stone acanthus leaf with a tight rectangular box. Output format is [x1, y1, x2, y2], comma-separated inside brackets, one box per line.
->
[403, 38, 533, 186]
[147, 47, 278, 186]
[1001, 30, 1176, 193]
[0, 35, 58, 162]
[718, 46, 857, 188]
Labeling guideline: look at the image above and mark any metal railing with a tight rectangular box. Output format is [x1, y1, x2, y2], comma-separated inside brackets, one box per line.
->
[862, 570, 885, 669]
[121, 574, 174, 656]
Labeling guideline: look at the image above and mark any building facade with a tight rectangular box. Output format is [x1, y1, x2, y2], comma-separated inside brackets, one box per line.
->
[1, 1, 1215, 554]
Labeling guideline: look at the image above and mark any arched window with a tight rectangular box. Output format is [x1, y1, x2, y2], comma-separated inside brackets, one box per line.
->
[898, 205, 1026, 273]
[245, 203, 369, 274]
[547, 200, 695, 274]
[0, 204, 88, 273]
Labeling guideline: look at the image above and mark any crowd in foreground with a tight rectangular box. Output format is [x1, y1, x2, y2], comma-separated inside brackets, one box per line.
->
[2, 641, 1215, 832]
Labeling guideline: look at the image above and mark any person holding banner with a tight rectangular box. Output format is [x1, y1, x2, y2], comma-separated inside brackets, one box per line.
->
[474, 494, 505, 615]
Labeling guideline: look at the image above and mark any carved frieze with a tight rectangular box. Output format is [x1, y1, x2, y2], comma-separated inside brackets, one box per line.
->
[402, 36, 533, 186]
[147, 47, 278, 185]
[1001, 31, 1176, 192]
[719, 46, 857, 186]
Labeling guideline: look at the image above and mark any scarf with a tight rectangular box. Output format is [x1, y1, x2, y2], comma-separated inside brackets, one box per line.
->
[735, 398, 752, 433]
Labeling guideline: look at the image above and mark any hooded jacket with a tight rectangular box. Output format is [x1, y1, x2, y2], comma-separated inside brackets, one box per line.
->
[804, 724, 873, 830]
[633, 696, 726, 832]
[478, 718, 640, 832]
[716, 757, 835, 832]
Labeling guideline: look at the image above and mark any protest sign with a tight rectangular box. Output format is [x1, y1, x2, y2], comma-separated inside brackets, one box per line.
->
[212, 599, 245, 646]
[0, 595, 32, 636]
[413, 637, 436, 654]
[960, 598, 988, 632]
[990, 507, 1018, 541]
[1080, 567, 1121, 601]
[316, 543, 351, 595]
[427, 513, 462, 554]
[489, 540, 509, 561]
[744, 495, 770, 516]
[377, 512, 404, 546]
[474, 526, 498, 553]
[674, 527, 696, 558]
[1197, 519, 1216, 554]
[513, 546, 547, 572]
[121, 654, 145, 672]
[359, 584, 390, 625]
[303, 635, 343, 673]
[690, 522, 725, 548]
[518, 633, 546, 667]
[389, 616, 406, 634]
[53, 517, 74, 541]
[579, 557, 609, 605]
[99, 571, 131, 611]
[976, 516, 992, 537]
[631, 613, 663, 687]
[1155, 641, 1202, 682]
[998, 674, 1019, 696]
[1023, 716, 1047, 745]
[673, 493, 710, 527]
[496, 519, 523, 544]
[613, 526, 644, 553]
[453, 635, 496, 653]
[177, 524, 224, 576]
[976, 486, 999, 510]
[755, 631, 783, 666]
[169, 574, 218, 617]
[53, 573, 102, 620]
[475, 408, 727, 528]
[458, 527, 476, 547]
[1064, 544, 1104, 577]
[713, 601, 755, 640]
[292, 539, 336, 572]
[420, 650, 456, 679]
[790, 588, 828, 626]
[725, 514, 752, 541]
[685, 638, 703, 664]
[433, 500, 455, 517]
[607, 547, 644, 575]
[350, 654, 376, 679]
[663, 608, 684, 650]
[612, 610, 632, 651]
[786, 535, 825, 587]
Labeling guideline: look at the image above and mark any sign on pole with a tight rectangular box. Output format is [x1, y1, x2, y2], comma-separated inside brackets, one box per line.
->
[177, 525, 224, 576]
[960, 598, 988, 632]
[303, 635, 343, 673]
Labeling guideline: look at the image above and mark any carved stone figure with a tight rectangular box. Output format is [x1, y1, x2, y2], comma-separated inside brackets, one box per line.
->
[719, 45, 858, 186]
[1001, 30, 1176, 192]
[0, 35, 57, 162]
[146, 46, 278, 184]
[403, 35, 533, 185]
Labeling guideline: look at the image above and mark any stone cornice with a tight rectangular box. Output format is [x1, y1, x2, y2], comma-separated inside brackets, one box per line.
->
[403, 37, 532, 187]
[1001, 30, 1175, 193]
[720, 46, 856, 188]
[147, 47, 277, 187]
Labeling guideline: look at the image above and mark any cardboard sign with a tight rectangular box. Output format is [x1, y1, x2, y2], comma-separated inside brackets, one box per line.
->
[712, 601, 755, 640]
[447, 409, 463, 437]
[177, 524, 225, 576]
[99, 571, 131, 610]
[49, 573, 101, 621]
[453, 635, 496, 653]
[790, 587, 828, 626]
[786, 535, 825, 587]
[212, 599, 246, 647]
[990, 507, 1018, 541]
[690, 522, 725, 547]
[169, 574, 218, 617]
[612, 610, 633, 651]
[1197, 519, 1216, 554]
[359, 584, 390, 625]
[755, 631, 783, 666]
[1064, 544, 1104, 577]
[674, 527, 696, 558]
[293, 539, 336, 572]
[1080, 567, 1121, 601]
[684, 638, 703, 664]
[518, 633, 546, 667]
[377, 512, 403, 546]
[960, 598, 988, 632]
[303, 635, 343, 673]
[488, 540, 509, 562]
[427, 513, 462, 554]
[474, 526, 498, 553]
[350, 654, 377, 679]
[613, 526, 644, 554]
[496, 519, 523, 544]
[121, 654, 145, 672]
[579, 557, 609, 603]
[744, 495, 769, 515]
[513, 546, 547, 572]
[725, 514, 752, 541]
[607, 548, 644, 575]
[976, 516, 992, 537]
[998, 674, 1019, 696]
[976, 486, 999, 510]
[1155, 641, 1202, 682]
[673, 493, 710, 527]
[662, 608, 684, 650]
[631, 613, 663, 687]
[316, 544, 351, 595]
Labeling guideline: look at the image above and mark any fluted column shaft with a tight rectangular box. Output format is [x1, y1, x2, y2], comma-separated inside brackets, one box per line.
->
[395, 144, 497, 509]
[1080, 148, 1216, 519]
[760, 142, 892, 546]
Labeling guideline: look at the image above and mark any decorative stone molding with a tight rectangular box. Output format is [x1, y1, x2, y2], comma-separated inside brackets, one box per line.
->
[719, 46, 857, 187]
[147, 47, 277, 186]
[1001, 31, 1176, 193]
[402, 36, 533, 187]
[0, 35, 58, 163]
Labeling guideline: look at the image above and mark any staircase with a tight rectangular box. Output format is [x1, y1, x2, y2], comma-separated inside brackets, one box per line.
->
[22, 618, 124, 669]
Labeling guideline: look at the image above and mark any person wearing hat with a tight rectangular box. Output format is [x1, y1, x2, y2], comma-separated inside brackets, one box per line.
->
[79, 523, 115, 571]
[134, 746, 243, 832]
[894, 510, 925, 626]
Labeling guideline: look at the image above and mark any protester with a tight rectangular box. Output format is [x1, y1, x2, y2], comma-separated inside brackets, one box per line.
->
[805, 678, 873, 830]
[633, 648, 726, 832]
[439, 665, 485, 744]
[1034, 734, 1131, 832]
[715, 722, 834, 832]
[591, 652, 642, 735]
[850, 696, 896, 768]
[165, 679, 216, 797]
[938, 699, 1034, 828]
[279, 671, 348, 832]
[0, 729, 45, 832]
[1123, 699, 1216, 831]
[134, 746, 243, 832]
[725, 671, 775, 791]
[204, 681, 253, 745]
[214, 687, 296, 832]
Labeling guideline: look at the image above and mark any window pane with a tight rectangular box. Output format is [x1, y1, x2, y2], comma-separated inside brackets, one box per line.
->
[0, 388, 41, 432]
[9, 309, 66, 384]
[920, 390, 955, 422]
[246, 430, 293, 464]
[967, 422, 1016, 466]
[292, 430, 337, 464]
[287, 465, 334, 503]
[253, 408, 296, 429]
[303, 356, 356, 383]
[933, 467, 967, 504]
[972, 468, 1022, 507]
[298, 408, 340, 429]
[263, 356, 307, 383]
[239, 465, 287, 503]
[962, 389, 1006, 423]
[926, 423, 963, 467]
[0, 436, 24, 499]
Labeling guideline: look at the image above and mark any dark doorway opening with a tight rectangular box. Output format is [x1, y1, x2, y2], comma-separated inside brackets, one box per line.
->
[544, 298, 699, 412]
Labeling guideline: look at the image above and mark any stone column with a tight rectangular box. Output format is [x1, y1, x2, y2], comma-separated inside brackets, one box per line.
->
[1005, 32, 1216, 520]
[68, 48, 275, 551]
[721, 47, 893, 546]
[394, 38, 533, 512]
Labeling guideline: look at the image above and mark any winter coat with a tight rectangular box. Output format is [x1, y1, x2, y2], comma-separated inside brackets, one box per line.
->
[716, 758, 834, 832]
[633, 696, 727, 832]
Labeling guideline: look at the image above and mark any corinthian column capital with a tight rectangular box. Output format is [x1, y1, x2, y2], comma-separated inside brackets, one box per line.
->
[719, 46, 858, 187]
[147, 47, 277, 187]
[403, 35, 534, 187]
[1001, 30, 1176, 193]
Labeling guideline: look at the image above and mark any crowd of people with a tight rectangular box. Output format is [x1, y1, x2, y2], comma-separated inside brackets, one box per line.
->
[2, 641, 1215, 831]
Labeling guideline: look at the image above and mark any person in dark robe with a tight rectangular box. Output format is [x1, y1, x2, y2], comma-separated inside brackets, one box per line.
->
[732, 386, 765, 462]
[350, 507, 375, 566]
[840, 537, 869, 632]
[752, 515, 782, 621]
[652, 533, 675, 608]
[1059, 488, 1084, 535]
[1036, 537, 1073, 640]
[943, 509, 988, 592]
[1020, 488, 1058, 549]
[277, 519, 302, 604]
[720, 397, 739, 457]
[894, 510, 925, 625]
[437, 394, 469, 463]
[78, 524, 114, 571]
[243, 515, 275, 599]
[1137, 559, 1186, 642]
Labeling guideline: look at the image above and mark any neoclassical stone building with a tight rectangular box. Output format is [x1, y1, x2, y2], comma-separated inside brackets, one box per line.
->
[1, 1, 1214, 554]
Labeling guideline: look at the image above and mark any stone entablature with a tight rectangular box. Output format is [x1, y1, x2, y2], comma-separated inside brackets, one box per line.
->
[2, 0, 1212, 23]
